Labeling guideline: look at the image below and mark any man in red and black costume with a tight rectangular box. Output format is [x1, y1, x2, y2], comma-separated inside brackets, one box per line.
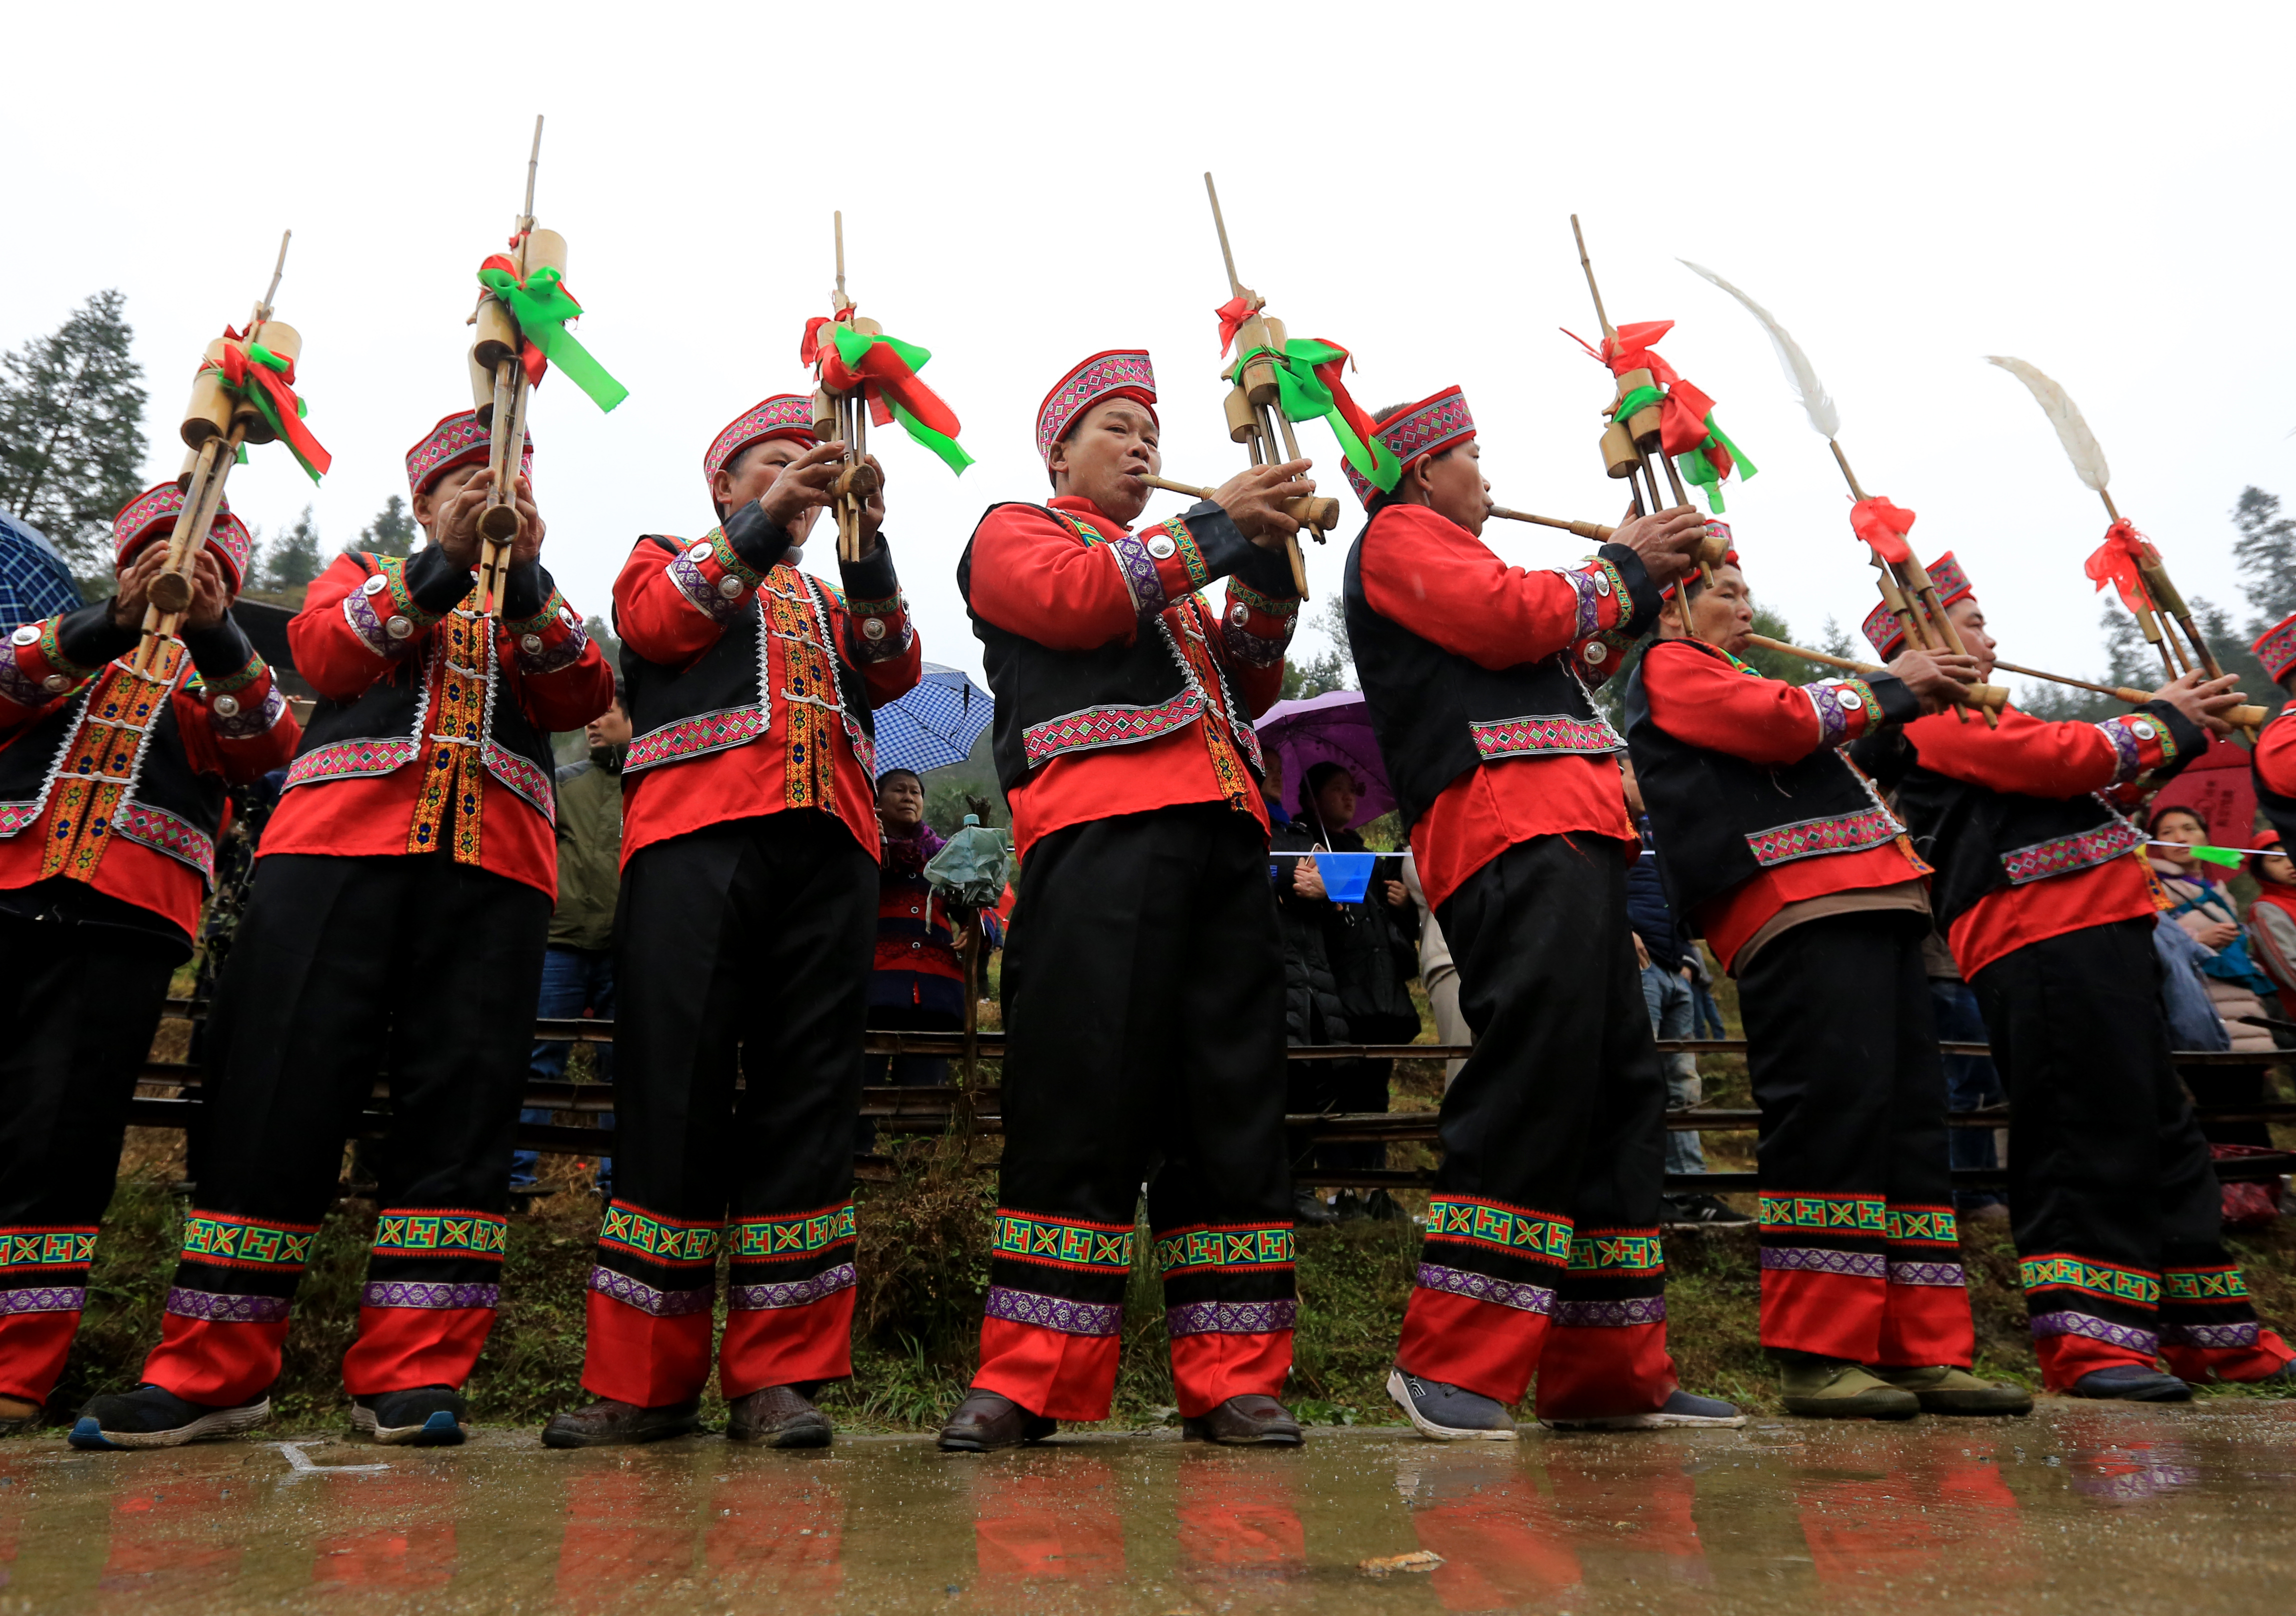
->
[73, 412, 612, 1451]
[1858, 556, 2291, 1400]
[0, 488, 296, 1432]
[1626, 549, 2030, 1417]
[542, 394, 921, 1450]
[940, 350, 1311, 1450]
[1342, 388, 1739, 1438]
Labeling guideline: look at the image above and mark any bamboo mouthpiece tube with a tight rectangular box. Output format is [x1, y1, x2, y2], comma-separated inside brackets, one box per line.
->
[1490, 507, 1615, 540]
[1141, 476, 1336, 532]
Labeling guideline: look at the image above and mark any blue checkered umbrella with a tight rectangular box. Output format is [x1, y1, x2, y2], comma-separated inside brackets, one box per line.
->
[0, 508, 82, 628]
[874, 662, 994, 777]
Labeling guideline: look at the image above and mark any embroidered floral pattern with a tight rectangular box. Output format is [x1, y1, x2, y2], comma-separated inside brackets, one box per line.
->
[1744, 806, 1903, 868]
[1106, 531, 1170, 622]
[1467, 713, 1624, 761]
[1566, 1231, 1664, 1274]
[990, 1212, 1135, 1271]
[2000, 816, 2146, 886]
[2020, 1253, 2162, 1306]
[371, 1210, 509, 1259]
[1424, 1196, 1573, 1260]
[1412, 1262, 1554, 1316]
[1802, 679, 1876, 746]
[730, 1202, 859, 1260]
[2165, 1265, 2250, 1302]
[666, 534, 746, 625]
[984, 1284, 1123, 1337]
[38, 640, 184, 886]
[1165, 1299, 1298, 1336]
[1885, 1205, 1960, 1245]
[598, 1202, 724, 1266]
[1761, 1192, 1887, 1233]
[180, 1211, 319, 1270]
[0, 1228, 98, 1270]
[1152, 1226, 1296, 1274]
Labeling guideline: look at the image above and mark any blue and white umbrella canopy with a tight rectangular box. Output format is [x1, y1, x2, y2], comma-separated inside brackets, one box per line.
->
[0, 508, 82, 628]
[874, 662, 994, 778]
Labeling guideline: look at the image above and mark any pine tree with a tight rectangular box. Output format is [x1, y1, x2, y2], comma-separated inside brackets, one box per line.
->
[2232, 486, 2296, 634]
[357, 494, 416, 558]
[0, 290, 149, 576]
[262, 506, 322, 590]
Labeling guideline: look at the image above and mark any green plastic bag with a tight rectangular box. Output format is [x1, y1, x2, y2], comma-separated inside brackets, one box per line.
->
[924, 816, 1010, 908]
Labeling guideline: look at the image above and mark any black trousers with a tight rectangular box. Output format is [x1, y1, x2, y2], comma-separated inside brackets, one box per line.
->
[0, 888, 184, 1402]
[1737, 911, 1968, 1366]
[1972, 917, 2274, 1377]
[144, 851, 550, 1404]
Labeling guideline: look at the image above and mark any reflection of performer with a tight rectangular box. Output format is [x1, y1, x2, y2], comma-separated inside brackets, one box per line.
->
[1176, 1452, 1309, 1607]
[0, 486, 296, 1432]
[970, 1457, 1128, 1591]
[940, 352, 1309, 1449]
[546, 394, 920, 1448]
[1404, 1448, 1584, 1611]
[1628, 550, 2026, 1418]
[77, 414, 612, 1450]
[1341, 388, 1738, 1436]
[1866, 563, 2292, 1398]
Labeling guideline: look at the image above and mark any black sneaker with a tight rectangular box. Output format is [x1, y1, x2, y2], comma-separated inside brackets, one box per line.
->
[2067, 1365, 2191, 1402]
[1386, 1368, 1518, 1441]
[70, 1384, 271, 1450]
[351, 1385, 470, 1446]
[1664, 1192, 1753, 1226]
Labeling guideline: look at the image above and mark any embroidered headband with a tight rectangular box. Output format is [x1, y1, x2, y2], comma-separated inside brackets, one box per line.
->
[404, 409, 536, 501]
[704, 394, 818, 492]
[2254, 612, 2296, 684]
[1862, 550, 1973, 659]
[1036, 350, 1156, 466]
[112, 482, 252, 591]
[1346, 386, 1475, 506]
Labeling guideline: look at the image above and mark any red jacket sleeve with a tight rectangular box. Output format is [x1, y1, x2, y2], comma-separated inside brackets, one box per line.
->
[289, 548, 468, 702]
[0, 604, 126, 728]
[615, 532, 746, 668]
[1906, 702, 2194, 796]
[1208, 578, 1298, 718]
[500, 574, 614, 732]
[1642, 640, 1916, 765]
[2256, 711, 2296, 798]
[828, 546, 922, 710]
[173, 616, 301, 782]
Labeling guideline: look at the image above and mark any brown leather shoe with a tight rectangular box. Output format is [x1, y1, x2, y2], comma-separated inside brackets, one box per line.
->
[1182, 1394, 1304, 1446]
[936, 1388, 1056, 1452]
[726, 1384, 832, 1448]
[540, 1397, 702, 1450]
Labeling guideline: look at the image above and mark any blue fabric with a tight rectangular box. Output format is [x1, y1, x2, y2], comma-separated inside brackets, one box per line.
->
[1929, 978, 2004, 1205]
[1641, 961, 1706, 1174]
[873, 662, 994, 776]
[0, 509, 82, 628]
[512, 945, 615, 1190]
[2154, 916, 2232, 1052]
[1626, 816, 1690, 972]
[2162, 888, 2278, 997]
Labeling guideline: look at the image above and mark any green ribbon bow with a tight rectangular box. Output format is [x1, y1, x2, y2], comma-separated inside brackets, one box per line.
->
[824, 326, 974, 476]
[1234, 338, 1400, 491]
[1676, 415, 1756, 515]
[476, 264, 629, 413]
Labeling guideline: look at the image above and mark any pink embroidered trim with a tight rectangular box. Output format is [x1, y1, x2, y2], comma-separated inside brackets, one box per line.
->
[2000, 816, 2146, 886]
[625, 706, 768, 774]
[481, 740, 556, 823]
[1744, 806, 1904, 868]
[284, 737, 422, 790]
[1022, 688, 1204, 766]
[114, 802, 216, 880]
[1467, 712, 1622, 761]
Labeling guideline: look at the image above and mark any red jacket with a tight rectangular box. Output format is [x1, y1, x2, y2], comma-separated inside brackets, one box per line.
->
[1354, 504, 1642, 912]
[965, 496, 1294, 856]
[260, 550, 613, 900]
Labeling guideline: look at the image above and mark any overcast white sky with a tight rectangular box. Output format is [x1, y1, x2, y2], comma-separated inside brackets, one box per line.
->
[9, 4, 2293, 694]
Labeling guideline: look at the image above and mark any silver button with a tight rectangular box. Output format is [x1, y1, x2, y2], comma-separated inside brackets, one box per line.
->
[861, 616, 887, 640]
[1592, 570, 1612, 596]
[1838, 688, 1864, 710]
[362, 574, 390, 596]
[42, 674, 70, 693]
[560, 606, 580, 628]
[2132, 720, 2157, 740]
[386, 616, 414, 640]
[910, 906, 920, 915]
[520, 633, 544, 654]
[1583, 641, 1608, 664]
[689, 540, 716, 561]
[1229, 604, 1250, 626]
[212, 694, 240, 718]
[716, 576, 744, 600]
[10, 626, 39, 646]
[1146, 535, 1178, 560]
[910, 942, 921, 950]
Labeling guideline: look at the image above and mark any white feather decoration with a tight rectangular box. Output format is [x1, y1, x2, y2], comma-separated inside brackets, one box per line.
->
[1679, 260, 1840, 441]
[1986, 355, 2110, 494]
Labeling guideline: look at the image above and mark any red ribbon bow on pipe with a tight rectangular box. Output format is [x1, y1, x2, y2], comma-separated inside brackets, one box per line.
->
[2084, 518, 2158, 612]
[800, 314, 966, 444]
[1215, 296, 1256, 358]
[1564, 321, 1738, 482]
[1850, 496, 1917, 564]
[214, 327, 332, 478]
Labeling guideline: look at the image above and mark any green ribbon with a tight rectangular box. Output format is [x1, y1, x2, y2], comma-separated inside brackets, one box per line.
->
[1612, 384, 1664, 422]
[476, 264, 629, 413]
[824, 325, 974, 476]
[1675, 413, 1757, 515]
[1234, 339, 1400, 491]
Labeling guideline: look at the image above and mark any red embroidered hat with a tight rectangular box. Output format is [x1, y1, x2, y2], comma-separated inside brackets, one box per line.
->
[704, 394, 818, 492]
[1346, 387, 1475, 506]
[1863, 551, 1973, 659]
[1037, 350, 1156, 466]
[2253, 612, 2296, 684]
[112, 482, 254, 591]
[1660, 522, 1736, 601]
[404, 410, 535, 501]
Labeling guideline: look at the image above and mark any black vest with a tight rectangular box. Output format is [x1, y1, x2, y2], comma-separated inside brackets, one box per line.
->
[1623, 640, 1906, 922]
[284, 554, 558, 824]
[957, 502, 1258, 796]
[1851, 702, 2196, 929]
[2256, 710, 2296, 842]
[0, 640, 230, 890]
[620, 538, 876, 780]
[1340, 518, 1624, 832]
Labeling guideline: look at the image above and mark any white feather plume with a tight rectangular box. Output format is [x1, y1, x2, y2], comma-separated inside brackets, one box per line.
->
[1985, 356, 2110, 493]
[1678, 260, 1840, 441]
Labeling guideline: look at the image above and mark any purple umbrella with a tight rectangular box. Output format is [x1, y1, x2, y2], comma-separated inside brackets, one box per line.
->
[1254, 690, 1394, 832]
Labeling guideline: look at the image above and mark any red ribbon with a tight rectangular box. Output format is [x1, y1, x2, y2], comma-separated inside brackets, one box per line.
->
[478, 253, 564, 386]
[1215, 296, 1254, 357]
[1302, 338, 1386, 468]
[2085, 517, 2158, 612]
[216, 327, 333, 477]
[1850, 496, 1918, 564]
[802, 314, 964, 440]
[1564, 320, 1731, 472]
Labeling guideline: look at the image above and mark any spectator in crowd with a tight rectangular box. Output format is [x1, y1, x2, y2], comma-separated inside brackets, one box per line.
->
[1922, 924, 2008, 1224]
[2148, 803, 2278, 1150]
[1687, 952, 1726, 1040]
[866, 768, 966, 1092]
[1619, 760, 1744, 1226]
[1268, 754, 1354, 1226]
[513, 682, 630, 1195]
[2244, 830, 2296, 1024]
[1400, 859, 1467, 1088]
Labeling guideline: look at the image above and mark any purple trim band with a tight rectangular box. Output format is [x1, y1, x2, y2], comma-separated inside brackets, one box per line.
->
[1760, 1246, 1888, 1280]
[728, 1263, 858, 1313]
[983, 1285, 1122, 1338]
[0, 1286, 85, 1316]
[360, 1280, 501, 1312]
[1165, 1298, 1300, 1338]
[2160, 1320, 2261, 1349]
[1886, 1260, 1968, 1288]
[2030, 1310, 2159, 1353]
[587, 1266, 714, 1318]
[1106, 532, 1169, 622]
[1551, 1296, 1668, 1328]
[1414, 1262, 1556, 1316]
[164, 1287, 291, 1324]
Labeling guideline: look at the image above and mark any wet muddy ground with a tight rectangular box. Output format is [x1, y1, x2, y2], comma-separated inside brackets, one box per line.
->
[0, 1399, 2288, 1614]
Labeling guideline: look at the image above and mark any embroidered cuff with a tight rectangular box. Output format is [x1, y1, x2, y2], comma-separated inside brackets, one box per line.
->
[1104, 530, 1172, 622]
[210, 682, 288, 740]
[1555, 557, 1630, 642]
[0, 610, 108, 707]
[504, 579, 570, 638]
[1138, 514, 1215, 600]
[1801, 678, 1881, 747]
[666, 530, 752, 626]
[180, 618, 260, 690]
[1219, 594, 1296, 669]
[1226, 578, 1300, 626]
[1866, 671, 1926, 730]
[344, 554, 450, 656]
[2096, 708, 2183, 787]
[844, 590, 913, 664]
[1598, 542, 1664, 638]
[507, 590, 592, 676]
[1572, 627, 1636, 688]
[52, 604, 135, 673]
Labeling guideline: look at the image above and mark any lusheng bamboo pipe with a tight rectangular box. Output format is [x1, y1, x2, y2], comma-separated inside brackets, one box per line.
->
[1489, 507, 1614, 540]
[1988, 658, 2270, 730]
[1140, 474, 1338, 537]
[474, 116, 547, 616]
[1741, 632, 2008, 716]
